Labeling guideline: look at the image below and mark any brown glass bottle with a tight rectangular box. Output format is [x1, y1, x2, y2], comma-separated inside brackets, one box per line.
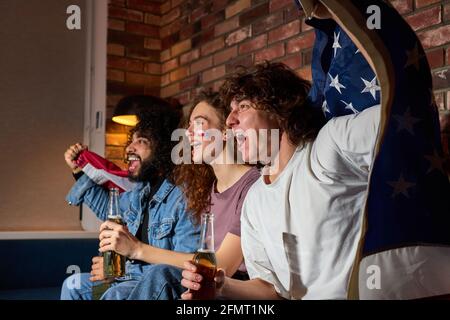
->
[103, 188, 126, 279]
[191, 213, 217, 300]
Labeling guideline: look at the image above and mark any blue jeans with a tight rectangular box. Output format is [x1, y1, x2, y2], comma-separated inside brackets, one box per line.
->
[60, 273, 140, 300]
[127, 264, 184, 300]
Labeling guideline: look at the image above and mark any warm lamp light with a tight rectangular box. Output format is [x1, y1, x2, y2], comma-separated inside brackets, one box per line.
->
[112, 95, 177, 127]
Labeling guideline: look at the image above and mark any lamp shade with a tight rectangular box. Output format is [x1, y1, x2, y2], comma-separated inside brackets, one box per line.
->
[112, 95, 177, 127]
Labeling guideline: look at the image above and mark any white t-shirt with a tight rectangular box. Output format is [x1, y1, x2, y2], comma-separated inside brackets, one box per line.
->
[241, 105, 380, 300]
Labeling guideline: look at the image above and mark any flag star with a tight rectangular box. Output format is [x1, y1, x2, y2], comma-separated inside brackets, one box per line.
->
[329, 73, 346, 94]
[322, 100, 330, 115]
[404, 42, 423, 71]
[424, 150, 446, 175]
[355, 48, 360, 54]
[393, 108, 421, 135]
[340, 100, 359, 114]
[388, 174, 416, 198]
[333, 32, 342, 57]
[361, 76, 381, 100]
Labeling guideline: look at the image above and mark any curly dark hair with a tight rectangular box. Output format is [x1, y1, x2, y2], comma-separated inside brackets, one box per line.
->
[220, 61, 326, 147]
[128, 96, 182, 182]
[173, 89, 228, 223]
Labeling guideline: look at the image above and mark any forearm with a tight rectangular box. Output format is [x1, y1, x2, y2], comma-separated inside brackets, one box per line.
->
[220, 277, 283, 300]
[134, 243, 194, 269]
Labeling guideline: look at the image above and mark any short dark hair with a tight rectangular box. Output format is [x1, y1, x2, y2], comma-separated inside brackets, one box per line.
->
[220, 61, 326, 147]
[128, 96, 182, 180]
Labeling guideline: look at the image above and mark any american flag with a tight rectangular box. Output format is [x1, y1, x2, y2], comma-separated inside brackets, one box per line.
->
[296, 0, 450, 299]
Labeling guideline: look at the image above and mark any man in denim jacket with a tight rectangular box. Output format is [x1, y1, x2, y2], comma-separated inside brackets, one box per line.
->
[60, 96, 200, 300]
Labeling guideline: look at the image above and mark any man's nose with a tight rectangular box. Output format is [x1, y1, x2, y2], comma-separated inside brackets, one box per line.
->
[226, 110, 239, 128]
[125, 143, 135, 153]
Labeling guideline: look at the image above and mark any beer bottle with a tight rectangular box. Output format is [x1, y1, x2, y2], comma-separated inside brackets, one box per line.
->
[191, 213, 217, 300]
[103, 187, 126, 279]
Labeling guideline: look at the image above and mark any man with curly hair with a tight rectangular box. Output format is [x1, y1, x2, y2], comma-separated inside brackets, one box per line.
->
[61, 96, 200, 300]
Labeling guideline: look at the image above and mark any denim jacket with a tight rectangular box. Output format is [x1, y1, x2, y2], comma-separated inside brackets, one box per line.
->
[66, 174, 200, 254]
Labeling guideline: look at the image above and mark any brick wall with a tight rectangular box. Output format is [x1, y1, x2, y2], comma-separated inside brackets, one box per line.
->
[106, 0, 450, 165]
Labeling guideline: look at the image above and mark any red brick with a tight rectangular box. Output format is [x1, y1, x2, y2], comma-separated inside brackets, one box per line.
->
[160, 20, 182, 38]
[108, 69, 125, 82]
[297, 66, 312, 81]
[203, 65, 226, 83]
[144, 63, 161, 75]
[390, 0, 413, 14]
[144, 38, 162, 50]
[108, 30, 143, 48]
[181, 75, 200, 90]
[108, 43, 125, 56]
[426, 48, 444, 69]
[213, 0, 229, 12]
[180, 49, 200, 65]
[190, 56, 213, 74]
[226, 0, 251, 19]
[174, 91, 191, 106]
[268, 20, 300, 44]
[415, 0, 440, 9]
[161, 82, 180, 98]
[215, 17, 240, 36]
[110, 0, 125, 7]
[126, 22, 159, 37]
[302, 49, 313, 66]
[213, 46, 238, 65]
[286, 31, 315, 53]
[270, 0, 292, 12]
[160, 1, 171, 14]
[213, 79, 225, 92]
[109, 19, 125, 31]
[171, 39, 192, 57]
[161, 73, 171, 86]
[226, 54, 253, 73]
[172, 0, 184, 9]
[239, 2, 270, 26]
[191, 7, 207, 22]
[201, 38, 225, 56]
[202, 11, 225, 30]
[285, 3, 301, 23]
[226, 26, 252, 46]
[161, 7, 180, 26]
[419, 25, 450, 49]
[106, 133, 128, 146]
[126, 72, 160, 87]
[161, 49, 171, 62]
[127, 47, 159, 62]
[444, 4, 450, 22]
[170, 66, 190, 82]
[144, 13, 161, 26]
[108, 56, 144, 72]
[255, 43, 285, 63]
[109, 7, 143, 22]
[192, 28, 215, 48]
[252, 11, 284, 35]
[127, 0, 160, 14]
[447, 92, 450, 110]
[405, 6, 441, 31]
[279, 54, 302, 70]
[162, 33, 180, 50]
[162, 58, 179, 74]
[239, 34, 267, 54]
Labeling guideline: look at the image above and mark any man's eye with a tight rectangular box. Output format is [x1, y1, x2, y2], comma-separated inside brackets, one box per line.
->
[238, 104, 250, 112]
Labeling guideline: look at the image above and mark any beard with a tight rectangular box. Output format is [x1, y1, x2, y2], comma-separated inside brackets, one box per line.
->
[128, 156, 159, 183]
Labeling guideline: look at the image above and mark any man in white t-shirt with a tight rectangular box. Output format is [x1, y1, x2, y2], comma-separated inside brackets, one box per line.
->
[180, 57, 380, 299]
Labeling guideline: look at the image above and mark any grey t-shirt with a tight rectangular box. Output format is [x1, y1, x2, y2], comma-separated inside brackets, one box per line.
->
[210, 167, 260, 272]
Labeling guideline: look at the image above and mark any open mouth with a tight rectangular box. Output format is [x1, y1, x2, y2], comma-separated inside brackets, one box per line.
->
[127, 154, 141, 173]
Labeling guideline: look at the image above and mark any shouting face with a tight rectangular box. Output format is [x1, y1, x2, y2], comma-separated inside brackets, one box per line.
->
[125, 132, 152, 182]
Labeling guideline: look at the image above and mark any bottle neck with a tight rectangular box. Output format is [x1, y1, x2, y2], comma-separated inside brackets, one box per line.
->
[198, 213, 214, 252]
[108, 188, 121, 219]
